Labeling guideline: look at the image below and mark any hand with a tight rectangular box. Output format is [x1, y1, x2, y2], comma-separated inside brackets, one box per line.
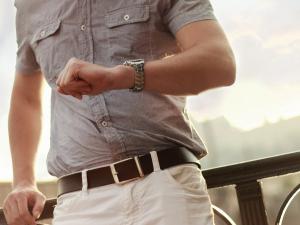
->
[56, 58, 134, 100]
[3, 184, 46, 225]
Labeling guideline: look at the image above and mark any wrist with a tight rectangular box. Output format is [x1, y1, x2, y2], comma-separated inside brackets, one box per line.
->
[109, 65, 135, 90]
[13, 180, 37, 190]
[13, 172, 36, 189]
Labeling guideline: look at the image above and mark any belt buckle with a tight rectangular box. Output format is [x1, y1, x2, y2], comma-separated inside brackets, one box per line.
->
[110, 156, 144, 184]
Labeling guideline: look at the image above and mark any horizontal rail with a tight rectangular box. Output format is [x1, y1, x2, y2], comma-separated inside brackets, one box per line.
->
[202, 151, 300, 189]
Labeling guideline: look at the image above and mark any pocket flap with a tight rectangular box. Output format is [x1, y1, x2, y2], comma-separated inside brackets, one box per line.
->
[105, 5, 149, 28]
[32, 19, 61, 43]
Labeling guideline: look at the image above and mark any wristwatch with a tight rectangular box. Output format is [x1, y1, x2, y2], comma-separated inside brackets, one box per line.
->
[123, 59, 145, 92]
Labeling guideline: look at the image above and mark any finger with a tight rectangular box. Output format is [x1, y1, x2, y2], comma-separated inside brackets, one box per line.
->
[57, 82, 88, 96]
[57, 59, 75, 88]
[3, 203, 13, 224]
[56, 66, 66, 87]
[75, 94, 83, 100]
[61, 64, 71, 87]
[10, 199, 21, 222]
[32, 196, 45, 220]
[62, 79, 89, 89]
[56, 73, 62, 86]
[70, 92, 83, 100]
[57, 86, 69, 95]
[7, 199, 25, 225]
[62, 62, 79, 88]
[58, 80, 91, 96]
[65, 80, 91, 93]
[71, 88, 93, 99]
[16, 196, 36, 225]
[80, 87, 93, 95]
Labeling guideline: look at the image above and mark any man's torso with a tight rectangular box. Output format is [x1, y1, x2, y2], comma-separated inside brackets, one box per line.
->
[15, 0, 209, 177]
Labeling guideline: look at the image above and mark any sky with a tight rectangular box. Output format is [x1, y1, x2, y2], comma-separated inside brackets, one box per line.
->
[0, 0, 299, 180]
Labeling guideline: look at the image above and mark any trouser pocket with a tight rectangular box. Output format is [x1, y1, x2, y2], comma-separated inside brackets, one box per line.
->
[163, 164, 209, 195]
[54, 190, 83, 216]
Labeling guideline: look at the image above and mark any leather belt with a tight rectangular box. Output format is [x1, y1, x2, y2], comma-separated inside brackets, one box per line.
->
[57, 147, 200, 197]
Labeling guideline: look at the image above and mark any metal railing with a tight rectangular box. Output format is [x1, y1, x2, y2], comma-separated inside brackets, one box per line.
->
[1, 151, 300, 225]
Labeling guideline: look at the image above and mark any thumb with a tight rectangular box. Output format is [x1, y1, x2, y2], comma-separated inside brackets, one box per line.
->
[32, 196, 45, 219]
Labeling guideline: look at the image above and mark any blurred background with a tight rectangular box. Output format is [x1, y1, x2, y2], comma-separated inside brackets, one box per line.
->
[0, 0, 299, 224]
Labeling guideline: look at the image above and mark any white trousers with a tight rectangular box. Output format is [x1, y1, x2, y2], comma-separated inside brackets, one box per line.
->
[52, 163, 215, 225]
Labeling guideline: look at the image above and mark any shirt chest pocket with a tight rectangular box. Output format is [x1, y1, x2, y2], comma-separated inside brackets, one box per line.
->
[31, 19, 82, 87]
[104, 5, 151, 63]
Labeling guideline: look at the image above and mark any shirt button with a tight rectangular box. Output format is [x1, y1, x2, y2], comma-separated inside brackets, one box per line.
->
[40, 30, 46, 37]
[80, 24, 86, 31]
[101, 121, 108, 127]
[123, 14, 130, 21]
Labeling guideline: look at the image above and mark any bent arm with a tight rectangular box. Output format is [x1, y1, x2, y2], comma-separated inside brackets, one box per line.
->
[9, 71, 43, 188]
[56, 20, 236, 98]
[143, 20, 236, 95]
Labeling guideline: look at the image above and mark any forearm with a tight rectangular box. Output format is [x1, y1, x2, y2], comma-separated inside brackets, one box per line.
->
[9, 86, 42, 188]
[56, 45, 235, 98]
[57, 21, 236, 98]
[142, 42, 236, 95]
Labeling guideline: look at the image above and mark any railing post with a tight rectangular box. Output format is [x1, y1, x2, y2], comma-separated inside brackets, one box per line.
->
[236, 181, 269, 225]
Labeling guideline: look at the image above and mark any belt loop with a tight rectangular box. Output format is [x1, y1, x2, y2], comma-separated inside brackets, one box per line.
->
[81, 169, 88, 194]
[150, 151, 161, 172]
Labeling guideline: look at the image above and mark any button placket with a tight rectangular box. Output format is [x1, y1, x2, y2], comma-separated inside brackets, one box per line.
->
[86, 92, 126, 155]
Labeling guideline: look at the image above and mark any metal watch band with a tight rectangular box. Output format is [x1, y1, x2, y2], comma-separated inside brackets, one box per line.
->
[123, 59, 145, 92]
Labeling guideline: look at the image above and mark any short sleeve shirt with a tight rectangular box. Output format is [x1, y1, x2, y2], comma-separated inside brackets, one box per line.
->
[15, 0, 216, 178]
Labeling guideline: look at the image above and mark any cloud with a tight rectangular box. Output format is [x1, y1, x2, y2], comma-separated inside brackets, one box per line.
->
[0, 2, 16, 116]
[221, 82, 300, 130]
[189, 81, 300, 130]
[263, 30, 300, 52]
[188, 0, 300, 126]
[0, 0, 15, 39]
[215, 0, 300, 83]
[0, 36, 16, 115]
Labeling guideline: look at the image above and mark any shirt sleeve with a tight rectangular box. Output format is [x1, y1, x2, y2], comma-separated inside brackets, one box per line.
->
[163, 0, 216, 36]
[15, 6, 40, 74]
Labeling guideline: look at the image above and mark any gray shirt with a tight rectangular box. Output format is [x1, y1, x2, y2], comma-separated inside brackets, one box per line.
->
[15, 0, 216, 178]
